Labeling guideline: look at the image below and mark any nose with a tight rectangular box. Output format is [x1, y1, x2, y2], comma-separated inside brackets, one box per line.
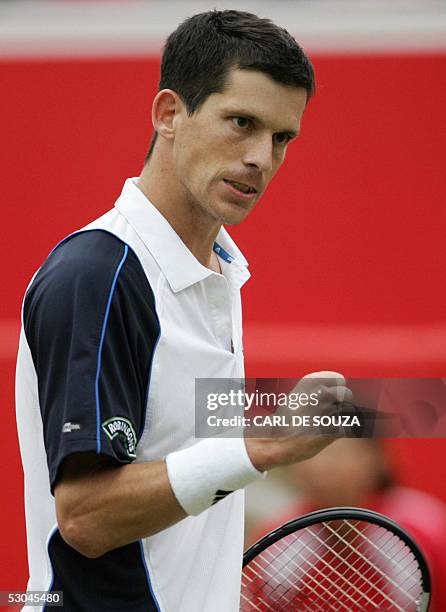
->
[242, 135, 273, 174]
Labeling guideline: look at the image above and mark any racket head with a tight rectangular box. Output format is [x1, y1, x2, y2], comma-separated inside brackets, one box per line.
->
[242, 507, 431, 611]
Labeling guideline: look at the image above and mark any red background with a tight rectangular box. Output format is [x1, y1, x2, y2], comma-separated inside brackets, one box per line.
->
[1, 53, 445, 589]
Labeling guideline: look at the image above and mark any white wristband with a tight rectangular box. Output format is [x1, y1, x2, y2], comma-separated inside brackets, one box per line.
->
[165, 437, 266, 516]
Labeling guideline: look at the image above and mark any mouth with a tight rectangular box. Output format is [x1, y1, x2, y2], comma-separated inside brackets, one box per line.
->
[223, 178, 257, 198]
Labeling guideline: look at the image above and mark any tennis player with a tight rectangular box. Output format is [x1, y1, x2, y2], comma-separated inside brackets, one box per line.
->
[16, 10, 350, 611]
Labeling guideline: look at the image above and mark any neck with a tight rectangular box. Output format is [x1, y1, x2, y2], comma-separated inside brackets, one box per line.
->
[137, 147, 221, 271]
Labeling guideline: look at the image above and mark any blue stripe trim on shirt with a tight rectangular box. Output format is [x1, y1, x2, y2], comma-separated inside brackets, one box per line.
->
[120, 238, 161, 445]
[140, 329, 161, 442]
[95, 244, 129, 454]
[139, 540, 161, 612]
[213, 241, 234, 263]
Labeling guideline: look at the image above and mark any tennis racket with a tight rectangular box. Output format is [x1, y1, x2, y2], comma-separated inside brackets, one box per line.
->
[241, 507, 431, 611]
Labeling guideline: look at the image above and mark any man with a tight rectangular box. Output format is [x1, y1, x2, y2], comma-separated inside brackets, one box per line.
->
[16, 10, 349, 611]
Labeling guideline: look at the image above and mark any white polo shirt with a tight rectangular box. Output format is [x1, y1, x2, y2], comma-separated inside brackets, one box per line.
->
[15, 178, 251, 611]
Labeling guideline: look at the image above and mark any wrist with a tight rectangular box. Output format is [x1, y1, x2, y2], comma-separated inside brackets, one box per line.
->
[166, 436, 266, 516]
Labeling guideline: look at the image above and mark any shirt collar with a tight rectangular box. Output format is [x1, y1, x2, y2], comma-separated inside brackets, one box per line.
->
[115, 178, 250, 293]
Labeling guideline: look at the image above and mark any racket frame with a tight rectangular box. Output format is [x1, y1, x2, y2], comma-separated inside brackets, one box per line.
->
[243, 506, 431, 611]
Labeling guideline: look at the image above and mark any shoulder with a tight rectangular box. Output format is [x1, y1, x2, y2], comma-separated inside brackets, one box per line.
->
[24, 230, 154, 331]
[47, 229, 130, 275]
[26, 230, 147, 300]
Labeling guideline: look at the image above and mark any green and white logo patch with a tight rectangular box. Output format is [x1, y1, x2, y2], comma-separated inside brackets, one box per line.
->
[102, 416, 137, 458]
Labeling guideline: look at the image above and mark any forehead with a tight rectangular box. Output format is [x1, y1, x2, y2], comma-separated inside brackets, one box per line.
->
[204, 67, 307, 130]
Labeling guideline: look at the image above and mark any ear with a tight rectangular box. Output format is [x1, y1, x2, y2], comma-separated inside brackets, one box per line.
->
[151, 89, 184, 141]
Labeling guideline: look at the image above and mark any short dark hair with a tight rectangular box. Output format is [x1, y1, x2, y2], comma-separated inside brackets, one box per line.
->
[145, 10, 315, 163]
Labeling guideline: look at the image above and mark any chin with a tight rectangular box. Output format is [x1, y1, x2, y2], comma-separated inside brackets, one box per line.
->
[216, 201, 254, 226]
[219, 210, 250, 226]
[222, 216, 247, 227]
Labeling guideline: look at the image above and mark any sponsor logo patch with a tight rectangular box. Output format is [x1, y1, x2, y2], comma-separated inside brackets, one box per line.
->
[102, 416, 137, 458]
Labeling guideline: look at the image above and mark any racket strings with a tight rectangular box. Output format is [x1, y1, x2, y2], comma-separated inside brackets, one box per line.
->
[241, 518, 424, 611]
[266, 528, 420, 609]
[242, 530, 420, 611]
[243, 544, 340, 612]
[304, 526, 399, 609]
[314, 522, 420, 608]
[266, 520, 390, 609]
[326, 522, 421, 606]
[245, 553, 326, 611]
[319, 522, 419, 608]
[259, 543, 346, 611]
[274, 528, 381, 609]
[243, 533, 371, 611]
[268, 536, 358, 610]
[339, 522, 421, 592]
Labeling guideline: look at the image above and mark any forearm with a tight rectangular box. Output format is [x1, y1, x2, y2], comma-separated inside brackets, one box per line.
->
[55, 456, 186, 558]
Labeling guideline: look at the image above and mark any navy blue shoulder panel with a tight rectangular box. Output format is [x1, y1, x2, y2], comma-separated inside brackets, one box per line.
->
[23, 230, 160, 493]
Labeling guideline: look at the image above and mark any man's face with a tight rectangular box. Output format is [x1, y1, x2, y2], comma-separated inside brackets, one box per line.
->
[171, 67, 308, 226]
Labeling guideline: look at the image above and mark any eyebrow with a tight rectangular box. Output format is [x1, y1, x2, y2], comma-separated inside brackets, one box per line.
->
[226, 110, 300, 139]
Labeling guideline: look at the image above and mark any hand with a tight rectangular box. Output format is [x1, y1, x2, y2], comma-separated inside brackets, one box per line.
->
[245, 371, 353, 471]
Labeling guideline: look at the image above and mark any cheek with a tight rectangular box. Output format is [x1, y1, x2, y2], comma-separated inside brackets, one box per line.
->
[274, 148, 287, 168]
[173, 135, 204, 187]
[173, 121, 240, 194]
[175, 145, 216, 196]
[265, 151, 287, 183]
[261, 157, 283, 188]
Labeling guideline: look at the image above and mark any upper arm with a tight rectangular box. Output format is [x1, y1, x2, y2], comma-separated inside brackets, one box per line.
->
[55, 451, 117, 487]
[23, 230, 160, 495]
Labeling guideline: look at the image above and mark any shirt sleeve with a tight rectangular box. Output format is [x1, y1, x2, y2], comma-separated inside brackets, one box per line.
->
[23, 230, 160, 493]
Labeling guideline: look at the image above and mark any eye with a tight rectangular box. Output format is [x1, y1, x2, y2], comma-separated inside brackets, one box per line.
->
[273, 132, 292, 146]
[232, 116, 251, 129]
